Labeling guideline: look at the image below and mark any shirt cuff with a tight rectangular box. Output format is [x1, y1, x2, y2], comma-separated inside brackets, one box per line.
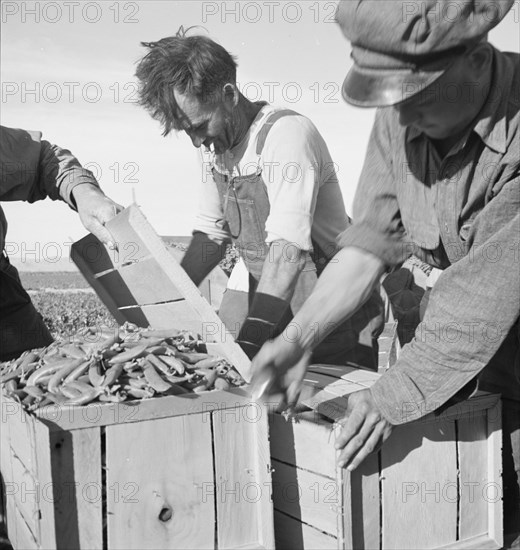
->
[338, 223, 410, 267]
[370, 368, 426, 425]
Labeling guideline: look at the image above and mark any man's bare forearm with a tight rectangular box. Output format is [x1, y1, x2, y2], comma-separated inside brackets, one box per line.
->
[256, 239, 307, 302]
[288, 246, 386, 351]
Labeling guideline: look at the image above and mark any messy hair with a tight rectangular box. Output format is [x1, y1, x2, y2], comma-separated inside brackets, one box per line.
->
[135, 26, 238, 135]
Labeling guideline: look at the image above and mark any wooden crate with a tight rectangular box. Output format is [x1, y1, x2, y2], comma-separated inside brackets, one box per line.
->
[1, 391, 273, 549]
[270, 365, 502, 550]
[0, 205, 274, 549]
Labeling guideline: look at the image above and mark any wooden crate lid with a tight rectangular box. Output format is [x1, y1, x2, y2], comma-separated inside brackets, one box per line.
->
[299, 364, 381, 422]
[300, 364, 499, 424]
[71, 204, 252, 382]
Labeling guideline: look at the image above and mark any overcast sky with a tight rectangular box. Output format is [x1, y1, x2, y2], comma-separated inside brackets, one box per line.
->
[1, 0, 519, 269]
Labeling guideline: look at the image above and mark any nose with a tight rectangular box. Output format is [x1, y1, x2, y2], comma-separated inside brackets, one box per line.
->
[396, 103, 421, 128]
[186, 130, 204, 148]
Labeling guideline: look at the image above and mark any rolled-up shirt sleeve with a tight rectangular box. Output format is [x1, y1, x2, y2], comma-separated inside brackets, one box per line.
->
[192, 175, 232, 244]
[337, 109, 411, 267]
[0, 126, 99, 208]
[371, 175, 520, 423]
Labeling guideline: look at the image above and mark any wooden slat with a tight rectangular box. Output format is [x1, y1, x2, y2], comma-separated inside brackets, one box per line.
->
[4, 400, 37, 477]
[95, 270, 139, 308]
[9, 454, 39, 539]
[139, 300, 209, 334]
[271, 460, 339, 536]
[11, 505, 38, 550]
[381, 420, 458, 549]
[252, 405, 275, 549]
[349, 452, 380, 550]
[300, 391, 351, 423]
[70, 232, 117, 274]
[32, 419, 56, 549]
[106, 414, 215, 550]
[486, 400, 502, 548]
[308, 365, 380, 387]
[457, 413, 488, 540]
[36, 387, 251, 431]
[302, 372, 366, 400]
[118, 257, 184, 305]
[274, 510, 338, 550]
[269, 412, 336, 479]
[100, 206, 154, 269]
[213, 404, 270, 549]
[438, 533, 501, 549]
[1, 397, 18, 548]
[49, 427, 103, 549]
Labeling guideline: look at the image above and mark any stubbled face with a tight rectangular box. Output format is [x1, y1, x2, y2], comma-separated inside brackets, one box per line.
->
[393, 57, 484, 140]
[173, 89, 235, 155]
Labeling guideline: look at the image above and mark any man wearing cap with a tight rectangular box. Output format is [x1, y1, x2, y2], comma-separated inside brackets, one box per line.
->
[252, 0, 519, 539]
[135, 29, 384, 368]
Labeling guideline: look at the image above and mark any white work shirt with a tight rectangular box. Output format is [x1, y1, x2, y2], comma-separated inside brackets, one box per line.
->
[194, 104, 350, 255]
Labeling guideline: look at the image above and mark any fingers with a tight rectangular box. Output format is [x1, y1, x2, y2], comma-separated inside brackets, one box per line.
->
[284, 350, 311, 407]
[334, 389, 392, 471]
[337, 423, 384, 471]
[80, 200, 123, 249]
[88, 220, 117, 250]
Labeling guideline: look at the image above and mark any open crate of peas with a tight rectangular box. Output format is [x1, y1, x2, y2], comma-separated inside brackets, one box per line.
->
[0, 205, 274, 550]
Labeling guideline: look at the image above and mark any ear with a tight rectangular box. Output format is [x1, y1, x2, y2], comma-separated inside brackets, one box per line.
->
[222, 83, 239, 110]
[466, 42, 493, 77]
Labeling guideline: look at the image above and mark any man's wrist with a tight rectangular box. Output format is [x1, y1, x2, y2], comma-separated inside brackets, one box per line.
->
[70, 182, 103, 208]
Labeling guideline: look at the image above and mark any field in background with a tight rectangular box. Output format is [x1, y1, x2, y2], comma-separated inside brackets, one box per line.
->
[17, 241, 239, 339]
[19, 271, 116, 338]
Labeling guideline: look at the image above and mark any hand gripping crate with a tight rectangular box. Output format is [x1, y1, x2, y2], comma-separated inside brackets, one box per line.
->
[0, 205, 274, 550]
[270, 364, 502, 550]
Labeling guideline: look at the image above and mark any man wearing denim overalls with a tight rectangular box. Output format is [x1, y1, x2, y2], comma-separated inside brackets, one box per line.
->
[135, 29, 384, 369]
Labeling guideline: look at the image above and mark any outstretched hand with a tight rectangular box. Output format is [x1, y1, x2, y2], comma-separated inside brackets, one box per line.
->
[73, 185, 123, 248]
[335, 388, 393, 470]
[251, 338, 311, 409]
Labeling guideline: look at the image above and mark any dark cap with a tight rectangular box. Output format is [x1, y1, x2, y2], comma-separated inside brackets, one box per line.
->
[336, 0, 515, 107]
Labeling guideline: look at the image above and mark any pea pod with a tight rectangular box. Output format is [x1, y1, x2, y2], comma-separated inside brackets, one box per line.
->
[63, 359, 93, 384]
[157, 355, 186, 375]
[4, 379, 17, 392]
[88, 361, 105, 387]
[175, 351, 211, 364]
[127, 387, 154, 399]
[19, 351, 40, 369]
[24, 385, 45, 399]
[60, 385, 83, 399]
[194, 357, 224, 370]
[140, 328, 181, 339]
[108, 342, 149, 365]
[145, 354, 170, 376]
[67, 380, 96, 393]
[59, 344, 87, 360]
[45, 392, 68, 405]
[214, 377, 231, 391]
[102, 363, 124, 387]
[48, 358, 86, 394]
[142, 360, 173, 393]
[26, 361, 68, 387]
[64, 387, 102, 406]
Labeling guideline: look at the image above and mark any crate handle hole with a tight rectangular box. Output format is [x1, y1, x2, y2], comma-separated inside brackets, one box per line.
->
[159, 506, 173, 522]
